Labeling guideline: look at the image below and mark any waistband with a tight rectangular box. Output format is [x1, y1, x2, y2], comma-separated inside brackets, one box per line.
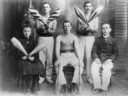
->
[38, 33, 53, 37]
[60, 49, 74, 53]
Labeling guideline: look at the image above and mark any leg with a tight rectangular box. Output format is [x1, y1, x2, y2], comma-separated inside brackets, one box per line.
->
[55, 65, 67, 94]
[101, 62, 113, 91]
[24, 75, 31, 92]
[31, 75, 39, 92]
[69, 53, 83, 93]
[46, 37, 54, 83]
[56, 65, 67, 86]
[77, 66, 84, 93]
[72, 65, 79, 83]
[55, 55, 69, 94]
[71, 65, 80, 94]
[91, 60, 102, 90]
[38, 37, 46, 67]
[78, 36, 86, 64]
[38, 37, 46, 83]
[85, 36, 95, 83]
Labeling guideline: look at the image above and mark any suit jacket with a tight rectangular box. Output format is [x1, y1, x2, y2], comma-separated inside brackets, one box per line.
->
[92, 36, 118, 63]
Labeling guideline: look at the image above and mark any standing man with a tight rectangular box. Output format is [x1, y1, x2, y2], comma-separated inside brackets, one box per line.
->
[77, 1, 99, 83]
[35, 2, 57, 83]
[55, 20, 83, 93]
[91, 23, 118, 94]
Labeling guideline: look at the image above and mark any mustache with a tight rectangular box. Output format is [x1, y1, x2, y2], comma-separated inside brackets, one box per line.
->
[86, 9, 90, 11]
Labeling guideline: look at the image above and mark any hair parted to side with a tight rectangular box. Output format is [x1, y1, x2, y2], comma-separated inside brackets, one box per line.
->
[63, 20, 72, 26]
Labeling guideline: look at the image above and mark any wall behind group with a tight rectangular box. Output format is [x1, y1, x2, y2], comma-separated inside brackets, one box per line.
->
[1, 0, 116, 40]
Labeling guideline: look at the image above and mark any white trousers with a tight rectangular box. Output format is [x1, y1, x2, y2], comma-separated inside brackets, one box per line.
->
[55, 53, 83, 86]
[78, 36, 95, 76]
[91, 60, 113, 91]
[38, 37, 54, 78]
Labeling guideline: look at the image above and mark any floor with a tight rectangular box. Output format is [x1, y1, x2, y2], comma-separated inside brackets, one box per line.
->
[0, 70, 128, 96]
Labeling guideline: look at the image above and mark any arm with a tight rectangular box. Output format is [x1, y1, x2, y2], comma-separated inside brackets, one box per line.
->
[77, 18, 88, 33]
[28, 38, 38, 61]
[77, 17, 98, 35]
[88, 17, 99, 33]
[110, 39, 118, 62]
[35, 19, 45, 29]
[17, 39, 28, 60]
[91, 38, 99, 59]
[92, 38, 101, 64]
[17, 50, 27, 60]
[74, 36, 81, 61]
[74, 36, 84, 66]
[48, 20, 57, 33]
[55, 36, 61, 60]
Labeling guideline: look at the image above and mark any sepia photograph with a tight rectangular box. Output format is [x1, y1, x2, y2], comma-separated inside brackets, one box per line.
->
[0, 0, 128, 96]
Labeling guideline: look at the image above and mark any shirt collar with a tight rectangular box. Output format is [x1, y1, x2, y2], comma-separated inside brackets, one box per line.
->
[103, 35, 110, 39]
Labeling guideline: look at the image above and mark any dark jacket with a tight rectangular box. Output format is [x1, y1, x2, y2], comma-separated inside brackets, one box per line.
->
[92, 36, 118, 63]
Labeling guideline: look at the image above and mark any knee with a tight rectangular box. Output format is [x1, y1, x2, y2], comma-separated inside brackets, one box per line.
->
[80, 67, 83, 73]
[59, 66, 63, 71]
[74, 65, 79, 72]
[55, 65, 63, 73]
[55, 66, 58, 73]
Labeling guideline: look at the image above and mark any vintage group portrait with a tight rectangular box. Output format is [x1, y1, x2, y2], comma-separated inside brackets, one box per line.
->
[0, 0, 128, 96]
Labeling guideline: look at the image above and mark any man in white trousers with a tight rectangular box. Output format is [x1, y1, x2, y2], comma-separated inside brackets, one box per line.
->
[91, 23, 118, 94]
[35, 2, 57, 83]
[55, 20, 83, 94]
[77, 1, 99, 84]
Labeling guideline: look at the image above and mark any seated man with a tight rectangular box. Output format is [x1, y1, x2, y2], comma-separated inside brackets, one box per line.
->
[55, 20, 83, 93]
[91, 23, 118, 94]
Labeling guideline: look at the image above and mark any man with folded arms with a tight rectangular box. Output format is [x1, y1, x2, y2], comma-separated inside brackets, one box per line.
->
[35, 2, 57, 83]
[77, 1, 99, 84]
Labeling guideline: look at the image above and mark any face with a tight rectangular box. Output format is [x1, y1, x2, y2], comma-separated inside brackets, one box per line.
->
[63, 22, 72, 34]
[84, 3, 92, 13]
[102, 24, 111, 36]
[42, 4, 51, 14]
[23, 27, 31, 38]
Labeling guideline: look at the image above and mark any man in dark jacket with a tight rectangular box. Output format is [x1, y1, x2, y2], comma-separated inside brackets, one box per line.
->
[91, 23, 118, 94]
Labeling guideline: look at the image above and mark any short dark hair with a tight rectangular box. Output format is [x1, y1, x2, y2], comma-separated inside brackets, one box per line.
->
[102, 22, 111, 27]
[23, 24, 32, 31]
[42, 2, 50, 7]
[84, 1, 92, 7]
[63, 20, 72, 27]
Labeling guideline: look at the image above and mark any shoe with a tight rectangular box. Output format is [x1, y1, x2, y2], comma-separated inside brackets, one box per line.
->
[24, 88, 31, 95]
[93, 89, 100, 94]
[39, 77, 45, 84]
[76, 83, 80, 94]
[102, 90, 107, 96]
[87, 76, 93, 84]
[31, 90, 38, 95]
[25, 88, 31, 93]
[46, 77, 53, 83]
[71, 83, 77, 94]
[62, 84, 67, 93]
[30, 87, 38, 95]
